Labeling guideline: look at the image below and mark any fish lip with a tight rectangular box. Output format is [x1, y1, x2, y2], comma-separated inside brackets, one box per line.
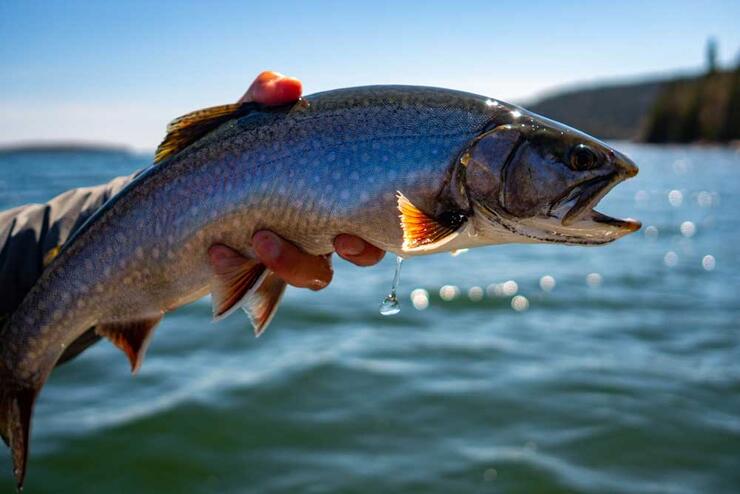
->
[559, 173, 616, 226]
[558, 172, 641, 232]
[590, 210, 642, 231]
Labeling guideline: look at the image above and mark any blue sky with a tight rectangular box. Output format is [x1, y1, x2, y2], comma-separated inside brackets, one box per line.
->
[1, 0, 738, 150]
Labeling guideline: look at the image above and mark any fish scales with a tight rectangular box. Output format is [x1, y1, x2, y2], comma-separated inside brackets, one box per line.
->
[0, 85, 641, 488]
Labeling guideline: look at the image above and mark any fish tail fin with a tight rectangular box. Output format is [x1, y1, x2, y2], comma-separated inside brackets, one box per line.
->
[0, 379, 38, 491]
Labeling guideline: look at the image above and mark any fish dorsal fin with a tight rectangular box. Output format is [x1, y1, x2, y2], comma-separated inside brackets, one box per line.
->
[0, 383, 38, 490]
[208, 245, 268, 321]
[396, 191, 467, 253]
[96, 315, 163, 374]
[154, 102, 259, 164]
[242, 271, 287, 337]
[42, 245, 62, 267]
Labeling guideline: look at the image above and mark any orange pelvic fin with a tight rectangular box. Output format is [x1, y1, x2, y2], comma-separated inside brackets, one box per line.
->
[208, 245, 267, 321]
[242, 271, 287, 337]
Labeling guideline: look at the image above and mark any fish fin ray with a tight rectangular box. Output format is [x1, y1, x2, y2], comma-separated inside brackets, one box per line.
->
[242, 271, 287, 337]
[396, 191, 464, 252]
[0, 382, 37, 490]
[154, 102, 259, 164]
[96, 315, 163, 374]
[208, 246, 267, 321]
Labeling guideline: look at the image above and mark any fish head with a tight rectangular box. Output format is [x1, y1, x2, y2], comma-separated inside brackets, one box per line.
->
[461, 111, 640, 245]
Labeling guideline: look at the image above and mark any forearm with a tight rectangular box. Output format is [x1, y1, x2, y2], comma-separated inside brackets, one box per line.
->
[0, 173, 136, 316]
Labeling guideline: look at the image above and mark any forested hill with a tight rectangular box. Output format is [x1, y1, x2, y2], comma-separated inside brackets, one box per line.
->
[527, 69, 739, 143]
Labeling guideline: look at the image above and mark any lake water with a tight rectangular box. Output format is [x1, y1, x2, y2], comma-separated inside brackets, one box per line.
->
[0, 144, 738, 493]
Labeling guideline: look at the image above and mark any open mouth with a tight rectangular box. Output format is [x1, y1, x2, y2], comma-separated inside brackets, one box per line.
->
[556, 173, 641, 232]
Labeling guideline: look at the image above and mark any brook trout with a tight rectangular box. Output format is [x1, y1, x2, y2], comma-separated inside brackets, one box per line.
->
[0, 85, 640, 487]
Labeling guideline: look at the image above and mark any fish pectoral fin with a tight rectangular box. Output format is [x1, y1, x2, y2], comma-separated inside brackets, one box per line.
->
[154, 101, 260, 164]
[0, 383, 36, 490]
[397, 191, 467, 253]
[242, 271, 287, 337]
[96, 315, 163, 374]
[208, 245, 268, 321]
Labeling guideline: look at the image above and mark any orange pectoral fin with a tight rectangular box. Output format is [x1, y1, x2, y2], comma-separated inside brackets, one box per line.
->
[96, 315, 163, 374]
[397, 191, 466, 253]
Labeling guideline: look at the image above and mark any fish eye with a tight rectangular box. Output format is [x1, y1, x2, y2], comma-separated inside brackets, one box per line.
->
[569, 144, 599, 171]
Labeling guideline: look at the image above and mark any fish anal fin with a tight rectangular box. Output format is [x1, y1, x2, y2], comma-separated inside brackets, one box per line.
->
[243, 271, 287, 337]
[0, 382, 37, 490]
[396, 191, 467, 253]
[154, 102, 258, 164]
[96, 315, 162, 374]
[208, 245, 267, 321]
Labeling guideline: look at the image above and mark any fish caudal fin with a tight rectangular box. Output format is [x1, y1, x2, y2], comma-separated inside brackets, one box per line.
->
[208, 245, 285, 336]
[0, 381, 38, 490]
[96, 315, 163, 374]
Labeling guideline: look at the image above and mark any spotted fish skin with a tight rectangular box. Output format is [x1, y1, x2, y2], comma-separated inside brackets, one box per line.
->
[0, 85, 641, 488]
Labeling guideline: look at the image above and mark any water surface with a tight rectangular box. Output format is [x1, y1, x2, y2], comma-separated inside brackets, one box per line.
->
[0, 144, 738, 493]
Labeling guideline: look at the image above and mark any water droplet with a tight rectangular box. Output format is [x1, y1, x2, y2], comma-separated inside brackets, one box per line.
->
[702, 255, 716, 271]
[379, 256, 404, 316]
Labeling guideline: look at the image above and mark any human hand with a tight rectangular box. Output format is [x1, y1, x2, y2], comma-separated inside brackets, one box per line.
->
[212, 71, 385, 290]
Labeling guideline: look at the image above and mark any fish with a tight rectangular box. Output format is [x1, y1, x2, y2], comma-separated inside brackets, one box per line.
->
[0, 85, 640, 488]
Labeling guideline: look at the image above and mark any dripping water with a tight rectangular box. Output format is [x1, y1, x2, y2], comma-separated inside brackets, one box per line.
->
[379, 256, 404, 316]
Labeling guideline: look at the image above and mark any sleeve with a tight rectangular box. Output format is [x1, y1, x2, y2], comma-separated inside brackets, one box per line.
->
[0, 173, 136, 318]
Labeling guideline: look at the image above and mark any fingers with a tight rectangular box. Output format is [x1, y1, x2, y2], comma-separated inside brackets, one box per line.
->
[334, 234, 386, 267]
[239, 71, 303, 106]
[252, 231, 332, 290]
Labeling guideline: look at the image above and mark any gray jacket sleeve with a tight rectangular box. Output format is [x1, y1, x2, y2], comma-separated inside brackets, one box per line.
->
[0, 174, 135, 363]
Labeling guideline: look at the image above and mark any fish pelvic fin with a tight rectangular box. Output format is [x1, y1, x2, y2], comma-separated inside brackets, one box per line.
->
[243, 271, 287, 338]
[208, 245, 286, 336]
[208, 245, 268, 321]
[396, 191, 467, 253]
[154, 102, 259, 164]
[96, 315, 163, 374]
[0, 380, 38, 491]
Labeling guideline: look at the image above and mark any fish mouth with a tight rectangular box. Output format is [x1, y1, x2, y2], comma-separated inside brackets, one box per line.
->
[555, 173, 641, 233]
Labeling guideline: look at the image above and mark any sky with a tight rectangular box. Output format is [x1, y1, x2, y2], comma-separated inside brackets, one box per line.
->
[1, 0, 738, 151]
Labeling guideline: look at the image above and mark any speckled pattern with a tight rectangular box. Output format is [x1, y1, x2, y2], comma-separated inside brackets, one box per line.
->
[2, 86, 509, 385]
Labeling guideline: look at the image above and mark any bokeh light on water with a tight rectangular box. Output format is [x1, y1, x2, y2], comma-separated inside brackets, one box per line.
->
[0, 144, 738, 494]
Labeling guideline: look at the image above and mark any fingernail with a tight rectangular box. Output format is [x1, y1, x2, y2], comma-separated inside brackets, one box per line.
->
[338, 236, 365, 256]
[309, 279, 328, 291]
[254, 231, 280, 262]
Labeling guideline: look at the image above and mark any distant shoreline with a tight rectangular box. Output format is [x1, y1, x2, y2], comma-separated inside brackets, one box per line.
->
[0, 141, 133, 155]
